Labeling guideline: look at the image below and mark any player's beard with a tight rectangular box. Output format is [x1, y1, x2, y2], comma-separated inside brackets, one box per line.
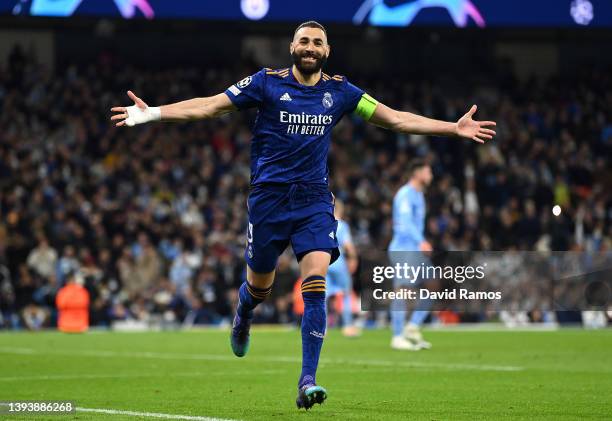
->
[291, 51, 327, 75]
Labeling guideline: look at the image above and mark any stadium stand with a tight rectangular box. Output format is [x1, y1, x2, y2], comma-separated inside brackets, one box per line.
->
[1, 45, 611, 329]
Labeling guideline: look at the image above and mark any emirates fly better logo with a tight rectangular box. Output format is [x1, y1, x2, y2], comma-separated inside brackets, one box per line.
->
[280, 111, 333, 135]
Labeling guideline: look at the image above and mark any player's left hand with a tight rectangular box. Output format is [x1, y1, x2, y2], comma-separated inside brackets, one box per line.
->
[456, 105, 496, 143]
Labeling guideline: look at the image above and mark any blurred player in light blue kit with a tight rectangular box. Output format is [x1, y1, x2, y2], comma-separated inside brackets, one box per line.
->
[389, 159, 434, 350]
[326, 199, 360, 337]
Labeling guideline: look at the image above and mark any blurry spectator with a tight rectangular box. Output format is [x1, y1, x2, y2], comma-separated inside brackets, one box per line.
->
[117, 247, 139, 297]
[0, 265, 18, 328]
[191, 266, 222, 324]
[15, 264, 49, 330]
[57, 245, 80, 284]
[270, 253, 298, 324]
[26, 236, 57, 281]
[170, 248, 195, 295]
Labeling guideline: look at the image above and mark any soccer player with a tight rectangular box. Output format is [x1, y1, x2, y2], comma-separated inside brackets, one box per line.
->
[389, 159, 434, 351]
[110, 20, 496, 409]
[326, 199, 360, 337]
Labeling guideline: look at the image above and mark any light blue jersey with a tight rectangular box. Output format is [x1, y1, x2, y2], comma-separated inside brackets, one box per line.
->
[388, 183, 432, 333]
[389, 184, 425, 252]
[327, 219, 354, 326]
[332, 220, 352, 267]
[328, 219, 352, 293]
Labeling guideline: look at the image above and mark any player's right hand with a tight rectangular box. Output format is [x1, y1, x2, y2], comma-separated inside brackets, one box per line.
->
[110, 91, 160, 127]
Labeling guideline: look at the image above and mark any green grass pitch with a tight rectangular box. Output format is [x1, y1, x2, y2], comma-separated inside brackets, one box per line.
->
[0, 328, 611, 420]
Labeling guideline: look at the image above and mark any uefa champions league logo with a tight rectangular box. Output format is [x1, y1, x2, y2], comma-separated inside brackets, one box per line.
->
[14, 0, 155, 19]
[237, 76, 252, 89]
[322, 92, 333, 109]
[353, 0, 486, 28]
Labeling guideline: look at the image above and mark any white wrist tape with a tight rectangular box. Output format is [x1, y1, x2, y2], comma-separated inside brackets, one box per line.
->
[125, 105, 161, 127]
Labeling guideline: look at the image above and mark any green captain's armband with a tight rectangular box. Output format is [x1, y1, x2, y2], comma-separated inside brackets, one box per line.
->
[354, 93, 378, 121]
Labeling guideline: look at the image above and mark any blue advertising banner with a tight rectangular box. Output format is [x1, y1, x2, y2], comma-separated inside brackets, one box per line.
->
[2, 0, 610, 27]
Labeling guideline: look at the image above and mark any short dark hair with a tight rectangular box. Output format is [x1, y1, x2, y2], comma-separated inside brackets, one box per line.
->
[408, 158, 429, 178]
[294, 20, 327, 39]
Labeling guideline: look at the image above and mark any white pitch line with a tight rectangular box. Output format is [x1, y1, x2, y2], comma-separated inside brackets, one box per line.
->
[328, 357, 523, 372]
[75, 407, 238, 421]
[0, 346, 523, 372]
[0, 369, 283, 382]
[0, 346, 36, 354]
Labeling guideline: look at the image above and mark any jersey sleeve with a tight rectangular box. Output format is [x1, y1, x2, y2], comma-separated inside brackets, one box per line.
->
[342, 79, 366, 114]
[224, 69, 266, 110]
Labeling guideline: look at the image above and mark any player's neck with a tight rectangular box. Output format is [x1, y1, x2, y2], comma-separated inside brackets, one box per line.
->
[409, 179, 424, 192]
[292, 66, 321, 86]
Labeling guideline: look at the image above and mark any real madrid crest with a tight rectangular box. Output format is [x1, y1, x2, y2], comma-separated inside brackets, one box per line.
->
[322, 92, 333, 109]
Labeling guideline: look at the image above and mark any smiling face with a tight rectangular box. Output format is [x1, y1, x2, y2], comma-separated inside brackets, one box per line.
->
[290, 26, 330, 75]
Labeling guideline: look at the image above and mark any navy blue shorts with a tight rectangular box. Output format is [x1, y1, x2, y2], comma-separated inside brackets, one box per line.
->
[245, 183, 340, 274]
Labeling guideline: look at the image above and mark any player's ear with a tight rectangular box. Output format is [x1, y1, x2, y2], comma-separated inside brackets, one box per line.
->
[289, 41, 294, 55]
[326, 44, 331, 58]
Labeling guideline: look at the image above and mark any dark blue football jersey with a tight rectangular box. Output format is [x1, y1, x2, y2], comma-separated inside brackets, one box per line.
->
[224, 68, 365, 186]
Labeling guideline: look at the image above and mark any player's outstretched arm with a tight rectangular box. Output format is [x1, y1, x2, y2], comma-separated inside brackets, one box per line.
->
[367, 101, 496, 144]
[110, 91, 236, 127]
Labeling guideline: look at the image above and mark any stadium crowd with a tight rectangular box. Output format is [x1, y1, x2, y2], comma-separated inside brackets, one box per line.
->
[1, 45, 611, 329]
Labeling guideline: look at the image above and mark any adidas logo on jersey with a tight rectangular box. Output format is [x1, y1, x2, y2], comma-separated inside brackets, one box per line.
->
[329, 231, 335, 239]
[280, 92, 292, 101]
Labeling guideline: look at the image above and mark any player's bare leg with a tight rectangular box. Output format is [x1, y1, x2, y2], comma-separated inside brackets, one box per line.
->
[230, 268, 275, 357]
[296, 251, 330, 410]
[246, 267, 275, 290]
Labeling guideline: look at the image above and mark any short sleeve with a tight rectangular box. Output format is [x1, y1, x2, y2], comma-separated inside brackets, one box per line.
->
[343, 80, 365, 114]
[224, 69, 266, 110]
